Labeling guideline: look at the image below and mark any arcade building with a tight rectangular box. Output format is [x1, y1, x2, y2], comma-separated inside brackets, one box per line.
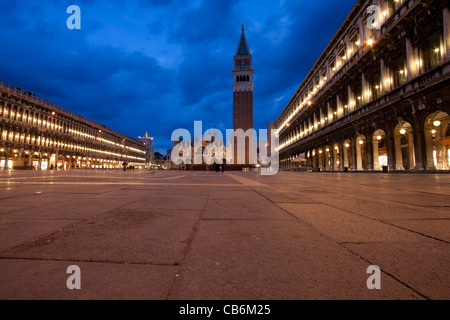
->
[275, 0, 450, 172]
[0, 81, 146, 170]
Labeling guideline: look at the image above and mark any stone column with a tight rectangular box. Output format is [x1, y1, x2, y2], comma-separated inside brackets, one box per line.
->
[443, 7, 450, 61]
[386, 127, 396, 171]
[342, 143, 349, 170]
[320, 150, 325, 171]
[357, 18, 365, 48]
[329, 147, 334, 171]
[38, 154, 42, 170]
[365, 134, 374, 171]
[380, 58, 390, 95]
[4, 154, 9, 170]
[408, 131, 416, 169]
[373, 140, 380, 171]
[54, 151, 59, 170]
[17, 149, 24, 167]
[394, 134, 404, 170]
[406, 38, 419, 80]
[413, 118, 427, 171]
[351, 138, 357, 171]
[362, 73, 370, 105]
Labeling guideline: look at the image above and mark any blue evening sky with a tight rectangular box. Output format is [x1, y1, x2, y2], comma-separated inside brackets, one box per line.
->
[0, 0, 357, 153]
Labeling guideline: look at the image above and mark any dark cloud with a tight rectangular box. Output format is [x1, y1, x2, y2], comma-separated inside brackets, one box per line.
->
[0, 0, 357, 153]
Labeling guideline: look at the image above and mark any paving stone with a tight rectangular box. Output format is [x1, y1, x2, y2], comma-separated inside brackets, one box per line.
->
[0, 170, 448, 300]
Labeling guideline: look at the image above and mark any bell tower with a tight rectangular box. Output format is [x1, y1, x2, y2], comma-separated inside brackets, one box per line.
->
[232, 24, 254, 165]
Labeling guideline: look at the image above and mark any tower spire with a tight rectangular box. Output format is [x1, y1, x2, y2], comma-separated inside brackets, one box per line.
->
[236, 24, 250, 56]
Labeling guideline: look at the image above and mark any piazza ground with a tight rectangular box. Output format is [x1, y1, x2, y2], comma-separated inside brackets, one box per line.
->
[0, 169, 449, 300]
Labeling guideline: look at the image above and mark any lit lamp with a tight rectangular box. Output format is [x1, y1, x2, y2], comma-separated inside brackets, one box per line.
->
[377, 135, 382, 141]
[400, 129, 406, 135]
[433, 120, 441, 127]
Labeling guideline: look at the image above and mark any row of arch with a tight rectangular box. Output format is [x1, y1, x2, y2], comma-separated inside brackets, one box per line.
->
[236, 75, 250, 83]
[0, 126, 136, 159]
[0, 148, 144, 170]
[283, 111, 450, 172]
[0, 101, 139, 149]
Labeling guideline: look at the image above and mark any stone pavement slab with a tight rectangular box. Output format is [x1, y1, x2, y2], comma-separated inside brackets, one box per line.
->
[1, 207, 202, 265]
[0, 170, 448, 300]
[0, 259, 175, 300]
[167, 219, 421, 300]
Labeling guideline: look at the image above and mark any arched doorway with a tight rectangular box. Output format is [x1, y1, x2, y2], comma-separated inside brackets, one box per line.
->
[32, 152, 41, 170]
[10, 149, 20, 168]
[373, 130, 388, 171]
[356, 135, 367, 171]
[324, 146, 331, 171]
[395, 121, 415, 170]
[41, 152, 50, 170]
[425, 111, 450, 170]
[317, 148, 325, 171]
[23, 150, 32, 168]
[0, 147, 10, 169]
[343, 139, 352, 171]
[57, 154, 65, 170]
[333, 143, 340, 171]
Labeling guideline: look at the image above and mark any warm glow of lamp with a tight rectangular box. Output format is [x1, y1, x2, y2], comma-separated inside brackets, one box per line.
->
[367, 39, 374, 46]
[400, 129, 406, 135]
[359, 140, 364, 145]
[377, 135, 382, 140]
[433, 120, 441, 127]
